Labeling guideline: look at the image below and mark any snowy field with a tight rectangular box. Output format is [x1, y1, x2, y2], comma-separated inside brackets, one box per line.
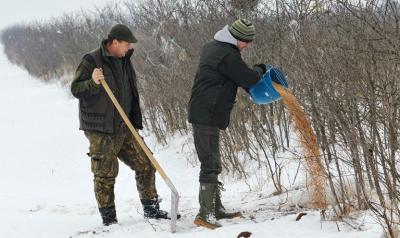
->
[0, 46, 383, 238]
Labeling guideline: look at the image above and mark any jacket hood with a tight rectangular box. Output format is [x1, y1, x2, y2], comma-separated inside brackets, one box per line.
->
[214, 25, 238, 46]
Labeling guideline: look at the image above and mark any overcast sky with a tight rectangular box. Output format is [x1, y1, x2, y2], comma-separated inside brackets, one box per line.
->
[0, 0, 111, 30]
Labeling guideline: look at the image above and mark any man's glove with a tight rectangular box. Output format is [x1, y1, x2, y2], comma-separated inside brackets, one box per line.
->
[254, 63, 267, 74]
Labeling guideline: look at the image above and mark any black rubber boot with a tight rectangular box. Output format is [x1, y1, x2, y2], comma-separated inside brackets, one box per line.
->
[99, 206, 118, 226]
[141, 197, 181, 220]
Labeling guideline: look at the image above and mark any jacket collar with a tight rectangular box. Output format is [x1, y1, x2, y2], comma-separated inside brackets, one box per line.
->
[99, 39, 134, 64]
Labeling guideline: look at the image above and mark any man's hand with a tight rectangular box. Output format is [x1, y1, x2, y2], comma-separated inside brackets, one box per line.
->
[92, 68, 104, 85]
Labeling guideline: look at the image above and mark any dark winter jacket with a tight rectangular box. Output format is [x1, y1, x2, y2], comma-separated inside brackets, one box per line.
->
[71, 40, 142, 134]
[188, 25, 263, 129]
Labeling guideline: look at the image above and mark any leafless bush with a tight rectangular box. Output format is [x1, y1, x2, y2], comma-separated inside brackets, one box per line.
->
[1, 0, 399, 236]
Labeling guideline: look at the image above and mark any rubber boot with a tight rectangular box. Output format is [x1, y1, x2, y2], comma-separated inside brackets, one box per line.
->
[99, 206, 118, 226]
[193, 183, 221, 229]
[141, 196, 181, 219]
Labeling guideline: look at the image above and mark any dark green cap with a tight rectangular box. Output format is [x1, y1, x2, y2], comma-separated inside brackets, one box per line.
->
[228, 19, 255, 42]
[108, 24, 138, 43]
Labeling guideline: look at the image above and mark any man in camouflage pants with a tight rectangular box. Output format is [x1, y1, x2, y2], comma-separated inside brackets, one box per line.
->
[71, 24, 172, 225]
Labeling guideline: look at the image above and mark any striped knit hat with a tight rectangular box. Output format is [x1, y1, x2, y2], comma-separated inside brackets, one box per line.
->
[228, 19, 255, 42]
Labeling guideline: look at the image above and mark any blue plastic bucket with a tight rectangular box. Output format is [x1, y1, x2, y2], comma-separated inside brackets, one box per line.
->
[249, 65, 288, 105]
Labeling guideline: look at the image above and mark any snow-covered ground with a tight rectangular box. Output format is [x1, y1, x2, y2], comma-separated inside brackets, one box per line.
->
[0, 46, 383, 238]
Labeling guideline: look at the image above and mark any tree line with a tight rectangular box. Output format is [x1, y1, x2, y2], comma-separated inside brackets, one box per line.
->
[1, 0, 399, 236]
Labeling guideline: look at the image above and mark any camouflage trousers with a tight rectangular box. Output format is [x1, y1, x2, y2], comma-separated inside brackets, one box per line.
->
[84, 127, 157, 208]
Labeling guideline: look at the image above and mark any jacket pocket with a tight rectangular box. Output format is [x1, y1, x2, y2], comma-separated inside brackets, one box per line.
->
[81, 93, 98, 108]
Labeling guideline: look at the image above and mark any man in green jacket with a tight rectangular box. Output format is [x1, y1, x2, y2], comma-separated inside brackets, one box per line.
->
[188, 19, 267, 229]
[71, 24, 171, 226]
